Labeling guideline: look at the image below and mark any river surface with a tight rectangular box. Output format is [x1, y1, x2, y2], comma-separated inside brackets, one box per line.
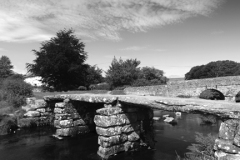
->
[0, 111, 221, 160]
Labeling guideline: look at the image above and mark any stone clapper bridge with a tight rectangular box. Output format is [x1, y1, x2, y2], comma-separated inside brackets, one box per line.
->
[24, 93, 240, 159]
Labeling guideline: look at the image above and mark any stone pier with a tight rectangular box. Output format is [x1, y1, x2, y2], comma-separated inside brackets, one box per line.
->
[94, 103, 154, 158]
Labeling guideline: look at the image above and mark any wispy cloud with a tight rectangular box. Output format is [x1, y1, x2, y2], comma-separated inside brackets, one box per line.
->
[0, 0, 225, 42]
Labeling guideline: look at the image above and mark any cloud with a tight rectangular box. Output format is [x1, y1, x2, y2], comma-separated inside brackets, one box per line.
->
[0, 0, 225, 42]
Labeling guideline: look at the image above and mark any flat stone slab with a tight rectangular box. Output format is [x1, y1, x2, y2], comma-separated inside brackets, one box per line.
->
[44, 94, 240, 119]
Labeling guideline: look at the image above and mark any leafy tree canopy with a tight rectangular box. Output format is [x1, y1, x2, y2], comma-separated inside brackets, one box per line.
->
[0, 55, 13, 80]
[106, 57, 141, 89]
[132, 67, 168, 86]
[27, 29, 88, 91]
[85, 65, 104, 88]
[185, 60, 240, 80]
[105, 57, 168, 89]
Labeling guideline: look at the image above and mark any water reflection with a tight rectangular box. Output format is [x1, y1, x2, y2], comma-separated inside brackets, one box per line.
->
[0, 111, 221, 160]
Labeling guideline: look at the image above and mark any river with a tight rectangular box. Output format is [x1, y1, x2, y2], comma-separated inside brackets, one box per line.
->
[0, 111, 221, 160]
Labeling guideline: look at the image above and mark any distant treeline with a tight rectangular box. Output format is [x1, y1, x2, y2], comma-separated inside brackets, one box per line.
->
[185, 60, 240, 80]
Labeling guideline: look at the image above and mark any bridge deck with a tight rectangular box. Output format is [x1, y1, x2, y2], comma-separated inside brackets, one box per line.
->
[44, 94, 240, 119]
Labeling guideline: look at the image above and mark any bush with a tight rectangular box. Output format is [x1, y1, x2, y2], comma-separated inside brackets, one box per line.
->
[235, 91, 240, 103]
[0, 115, 18, 135]
[177, 95, 192, 98]
[78, 86, 87, 90]
[200, 115, 217, 125]
[94, 83, 111, 90]
[2, 78, 33, 108]
[183, 132, 217, 160]
[199, 89, 225, 100]
[132, 78, 166, 87]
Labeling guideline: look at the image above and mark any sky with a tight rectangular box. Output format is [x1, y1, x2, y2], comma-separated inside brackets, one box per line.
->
[0, 0, 240, 78]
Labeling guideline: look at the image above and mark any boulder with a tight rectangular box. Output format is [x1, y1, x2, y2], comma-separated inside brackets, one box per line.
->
[24, 111, 40, 117]
[199, 89, 225, 100]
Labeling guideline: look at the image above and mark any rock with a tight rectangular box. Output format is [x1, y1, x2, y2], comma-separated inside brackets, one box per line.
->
[153, 117, 160, 121]
[36, 108, 45, 113]
[215, 139, 240, 154]
[128, 131, 140, 142]
[55, 102, 66, 108]
[164, 117, 174, 123]
[215, 151, 240, 160]
[52, 134, 63, 140]
[175, 112, 181, 117]
[98, 134, 128, 147]
[97, 141, 139, 159]
[199, 89, 225, 100]
[73, 119, 86, 126]
[96, 123, 140, 136]
[219, 120, 239, 140]
[94, 113, 138, 127]
[96, 107, 123, 116]
[24, 111, 40, 117]
[54, 108, 66, 114]
[26, 97, 36, 105]
[163, 115, 169, 118]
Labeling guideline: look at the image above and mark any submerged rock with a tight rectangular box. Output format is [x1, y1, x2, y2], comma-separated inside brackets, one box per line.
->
[164, 117, 174, 123]
[153, 117, 160, 121]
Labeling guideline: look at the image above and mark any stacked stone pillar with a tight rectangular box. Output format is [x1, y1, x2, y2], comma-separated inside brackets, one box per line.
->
[94, 103, 154, 159]
[19, 98, 53, 127]
[54, 100, 94, 137]
[214, 119, 240, 159]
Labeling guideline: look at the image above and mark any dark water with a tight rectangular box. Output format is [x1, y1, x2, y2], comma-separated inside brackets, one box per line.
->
[0, 111, 221, 160]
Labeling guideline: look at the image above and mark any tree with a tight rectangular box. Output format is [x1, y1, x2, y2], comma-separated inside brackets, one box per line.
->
[26, 29, 88, 91]
[85, 65, 104, 89]
[185, 60, 240, 80]
[0, 55, 13, 80]
[132, 67, 168, 86]
[106, 57, 141, 89]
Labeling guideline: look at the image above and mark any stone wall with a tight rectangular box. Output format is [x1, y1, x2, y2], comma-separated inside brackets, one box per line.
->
[124, 76, 240, 99]
[214, 119, 240, 159]
[94, 103, 154, 159]
[19, 97, 55, 127]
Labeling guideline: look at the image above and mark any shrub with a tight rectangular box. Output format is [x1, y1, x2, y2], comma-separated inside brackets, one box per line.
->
[2, 78, 33, 108]
[94, 83, 111, 90]
[235, 91, 240, 103]
[200, 115, 217, 125]
[89, 84, 96, 90]
[0, 115, 18, 135]
[132, 78, 166, 87]
[78, 86, 87, 90]
[199, 89, 225, 100]
[177, 95, 192, 98]
[183, 132, 217, 160]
